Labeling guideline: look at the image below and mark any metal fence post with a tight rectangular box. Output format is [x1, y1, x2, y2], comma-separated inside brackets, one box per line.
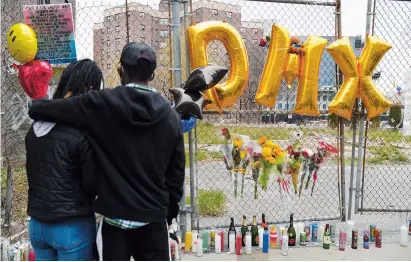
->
[354, 0, 374, 215]
[171, 0, 186, 241]
[335, 0, 347, 222]
[182, 0, 197, 232]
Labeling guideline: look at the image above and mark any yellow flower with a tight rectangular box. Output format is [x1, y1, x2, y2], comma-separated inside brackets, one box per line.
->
[267, 157, 276, 164]
[234, 138, 243, 148]
[252, 161, 260, 168]
[240, 150, 247, 159]
[258, 136, 267, 145]
[273, 148, 284, 158]
[265, 140, 275, 148]
[262, 147, 272, 158]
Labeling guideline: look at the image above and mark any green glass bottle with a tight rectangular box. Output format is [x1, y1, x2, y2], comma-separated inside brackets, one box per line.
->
[251, 215, 259, 246]
[287, 213, 296, 247]
[323, 224, 331, 249]
[241, 215, 249, 247]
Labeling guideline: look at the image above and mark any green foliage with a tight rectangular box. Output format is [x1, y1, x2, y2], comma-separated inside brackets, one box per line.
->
[327, 114, 339, 129]
[186, 189, 226, 216]
[369, 116, 381, 129]
[368, 144, 409, 164]
[388, 105, 402, 129]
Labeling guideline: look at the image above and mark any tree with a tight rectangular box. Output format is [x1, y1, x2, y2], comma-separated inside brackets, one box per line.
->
[388, 104, 402, 129]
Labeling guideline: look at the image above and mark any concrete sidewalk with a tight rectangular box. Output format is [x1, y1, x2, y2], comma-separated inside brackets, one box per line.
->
[181, 244, 411, 261]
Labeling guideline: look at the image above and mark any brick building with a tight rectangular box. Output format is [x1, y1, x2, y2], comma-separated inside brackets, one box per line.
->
[93, 0, 264, 97]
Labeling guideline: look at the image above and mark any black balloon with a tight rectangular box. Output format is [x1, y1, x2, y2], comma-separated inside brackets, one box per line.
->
[183, 65, 228, 92]
[169, 88, 211, 120]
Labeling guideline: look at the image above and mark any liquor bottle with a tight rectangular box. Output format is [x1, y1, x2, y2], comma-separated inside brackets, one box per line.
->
[323, 224, 330, 249]
[228, 217, 236, 251]
[251, 215, 259, 247]
[287, 214, 296, 247]
[261, 213, 268, 231]
[241, 216, 249, 247]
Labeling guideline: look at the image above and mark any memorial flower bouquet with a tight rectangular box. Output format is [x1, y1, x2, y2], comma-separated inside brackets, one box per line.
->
[307, 140, 338, 196]
[258, 136, 287, 192]
[231, 134, 249, 198]
[220, 128, 233, 171]
[298, 147, 315, 198]
[246, 141, 262, 199]
[285, 144, 303, 195]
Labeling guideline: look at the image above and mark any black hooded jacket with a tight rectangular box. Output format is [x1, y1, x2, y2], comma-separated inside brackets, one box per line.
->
[28, 85, 186, 224]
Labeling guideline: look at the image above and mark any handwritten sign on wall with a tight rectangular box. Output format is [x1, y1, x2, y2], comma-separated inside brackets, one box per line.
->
[23, 3, 77, 64]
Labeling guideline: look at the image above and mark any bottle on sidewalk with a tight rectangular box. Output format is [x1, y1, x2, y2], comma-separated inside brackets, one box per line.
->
[251, 215, 259, 247]
[287, 213, 296, 247]
[363, 228, 370, 249]
[228, 217, 236, 251]
[263, 230, 269, 253]
[339, 230, 346, 251]
[241, 216, 249, 247]
[323, 224, 330, 249]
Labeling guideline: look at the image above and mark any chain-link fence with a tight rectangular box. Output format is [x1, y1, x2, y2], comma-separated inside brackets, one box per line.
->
[358, 0, 411, 218]
[189, 0, 342, 230]
[3, 0, 409, 248]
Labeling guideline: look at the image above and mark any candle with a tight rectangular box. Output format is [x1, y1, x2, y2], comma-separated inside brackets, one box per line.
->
[218, 231, 224, 252]
[263, 230, 269, 253]
[197, 236, 203, 257]
[215, 233, 221, 253]
[319, 224, 325, 242]
[258, 228, 264, 249]
[192, 231, 198, 253]
[235, 234, 242, 255]
[229, 233, 235, 254]
[298, 222, 305, 245]
[185, 231, 192, 252]
[400, 225, 408, 247]
[202, 231, 209, 252]
[245, 232, 252, 255]
[281, 235, 288, 256]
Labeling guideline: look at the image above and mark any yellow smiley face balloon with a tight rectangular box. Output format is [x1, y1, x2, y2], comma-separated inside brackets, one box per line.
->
[7, 23, 38, 64]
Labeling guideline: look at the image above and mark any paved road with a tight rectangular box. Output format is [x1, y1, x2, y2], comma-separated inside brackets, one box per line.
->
[185, 160, 411, 236]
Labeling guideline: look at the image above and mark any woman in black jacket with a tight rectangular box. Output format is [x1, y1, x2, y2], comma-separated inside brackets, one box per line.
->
[25, 59, 103, 261]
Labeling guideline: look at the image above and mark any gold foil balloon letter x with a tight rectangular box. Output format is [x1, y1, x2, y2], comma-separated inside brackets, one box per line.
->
[327, 35, 392, 120]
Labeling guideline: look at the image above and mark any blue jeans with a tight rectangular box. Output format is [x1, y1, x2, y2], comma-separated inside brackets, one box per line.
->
[29, 216, 96, 261]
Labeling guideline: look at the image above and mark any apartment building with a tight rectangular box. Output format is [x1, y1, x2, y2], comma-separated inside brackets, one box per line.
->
[93, 0, 264, 92]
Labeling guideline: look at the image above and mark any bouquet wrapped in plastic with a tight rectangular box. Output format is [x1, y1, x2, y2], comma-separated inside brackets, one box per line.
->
[285, 144, 302, 195]
[258, 136, 287, 193]
[246, 141, 262, 199]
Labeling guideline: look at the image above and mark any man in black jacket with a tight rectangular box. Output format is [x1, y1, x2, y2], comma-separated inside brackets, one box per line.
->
[28, 43, 186, 261]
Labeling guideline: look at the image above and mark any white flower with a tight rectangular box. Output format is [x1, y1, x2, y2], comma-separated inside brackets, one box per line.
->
[301, 148, 314, 157]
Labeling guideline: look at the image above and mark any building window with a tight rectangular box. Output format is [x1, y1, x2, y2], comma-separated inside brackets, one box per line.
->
[212, 9, 218, 15]
[160, 18, 168, 25]
[291, 103, 295, 109]
[116, 26, 120, 32]
[241, 27, 246, 33]
[140, 37, 146, 42]
[278, 104, 282, 110]
[140, 24, 145, 31]
[252, 28, 258, 34]
[107, 40, 111, 46]
[323, 95, 327, 101]
[115, 14, 120, 20]
[323, 104, 327, 110]
[106, 16, 110, 22]
[115, 38, 121, 45]
[227, 12, 232, 19]
[107, 28, 111, 34]
[140, 12, 145, 18]
[253, 39, 258, 44]
[278, 95, 283, 101]
[160, 30, 169, 37]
